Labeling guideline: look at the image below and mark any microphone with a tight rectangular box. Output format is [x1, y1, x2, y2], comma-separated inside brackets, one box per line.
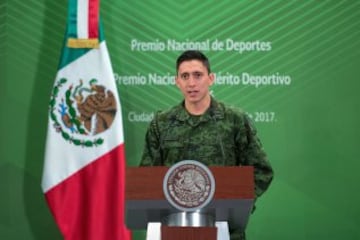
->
[209, 109, 226, 165]
[158, 113, 178, 165]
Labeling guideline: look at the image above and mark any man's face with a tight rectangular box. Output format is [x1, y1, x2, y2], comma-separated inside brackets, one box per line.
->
[176, 60, 214, 105]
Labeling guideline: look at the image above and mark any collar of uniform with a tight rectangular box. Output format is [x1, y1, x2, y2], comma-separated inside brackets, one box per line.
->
[175, 97, 225, 122]
[208, 97, 225, 120]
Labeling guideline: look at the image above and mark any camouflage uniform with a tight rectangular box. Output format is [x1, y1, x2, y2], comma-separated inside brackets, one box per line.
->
[141, 98, 274, 240]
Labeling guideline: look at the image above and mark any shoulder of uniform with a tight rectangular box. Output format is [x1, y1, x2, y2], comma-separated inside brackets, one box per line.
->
[155, 104, 179, 118]
[215, 100, 246, 119]
[151, 103, 183, 126]
[210, 98, 227, 118]
[213, 100, 254, 131]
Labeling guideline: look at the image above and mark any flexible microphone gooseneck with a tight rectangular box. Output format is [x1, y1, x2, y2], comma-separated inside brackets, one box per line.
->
[209, 109, 226, 165]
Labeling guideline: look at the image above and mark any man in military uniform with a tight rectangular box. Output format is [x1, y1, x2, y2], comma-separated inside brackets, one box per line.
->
[140, 50, 274, 240]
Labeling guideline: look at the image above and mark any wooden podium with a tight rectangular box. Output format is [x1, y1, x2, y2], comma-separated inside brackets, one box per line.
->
[125, 166, 254, 240]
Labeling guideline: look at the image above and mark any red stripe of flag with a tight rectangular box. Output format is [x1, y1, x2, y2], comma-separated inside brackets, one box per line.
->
[45, 145, 131, 240]
[88, 0, 99, 38]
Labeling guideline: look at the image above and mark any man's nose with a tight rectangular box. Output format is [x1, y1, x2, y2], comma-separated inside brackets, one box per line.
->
[188, 76, 196, 86]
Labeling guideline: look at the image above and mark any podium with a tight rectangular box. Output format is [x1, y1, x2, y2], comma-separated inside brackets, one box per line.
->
[125, 166, 254, 240]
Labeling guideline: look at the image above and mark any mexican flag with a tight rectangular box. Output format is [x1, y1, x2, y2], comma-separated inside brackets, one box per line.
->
[41, 0, 131, 239]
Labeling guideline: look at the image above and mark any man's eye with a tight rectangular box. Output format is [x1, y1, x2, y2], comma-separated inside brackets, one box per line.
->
[181, 74, 189, 80]
[193, 72, 203, 79]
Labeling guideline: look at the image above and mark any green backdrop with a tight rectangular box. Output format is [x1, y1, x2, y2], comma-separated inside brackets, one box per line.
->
[1, 0, 360, 239]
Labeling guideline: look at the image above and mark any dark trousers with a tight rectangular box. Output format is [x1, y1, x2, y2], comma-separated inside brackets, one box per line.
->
[230, 231, 246, 240]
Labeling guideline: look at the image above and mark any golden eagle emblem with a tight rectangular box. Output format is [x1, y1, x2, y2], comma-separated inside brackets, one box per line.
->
[49, 78, 117, 147]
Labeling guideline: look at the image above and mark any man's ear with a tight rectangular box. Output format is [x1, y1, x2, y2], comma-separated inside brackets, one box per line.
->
[209, 73, 215, 86]
[175, 76, 180, 88]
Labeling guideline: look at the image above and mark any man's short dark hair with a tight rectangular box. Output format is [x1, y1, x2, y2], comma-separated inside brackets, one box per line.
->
[176, 50, 211, 74]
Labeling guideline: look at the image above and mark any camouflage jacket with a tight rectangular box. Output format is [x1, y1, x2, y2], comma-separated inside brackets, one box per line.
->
[140, 98, 273, 198]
